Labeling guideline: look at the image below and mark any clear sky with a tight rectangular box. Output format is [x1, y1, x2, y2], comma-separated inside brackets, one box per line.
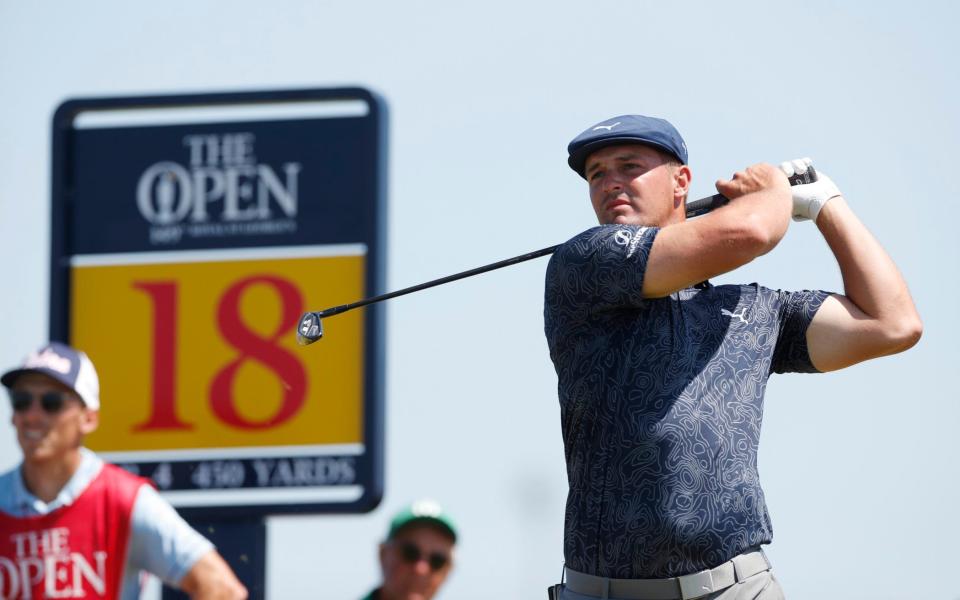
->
[1, 2, 958, 598]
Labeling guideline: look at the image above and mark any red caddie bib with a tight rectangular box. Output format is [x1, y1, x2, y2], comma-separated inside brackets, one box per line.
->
[0, 463, 148, 599]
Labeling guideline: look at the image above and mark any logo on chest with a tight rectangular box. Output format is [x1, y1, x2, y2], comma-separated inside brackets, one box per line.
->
[721, 307, 750, 324]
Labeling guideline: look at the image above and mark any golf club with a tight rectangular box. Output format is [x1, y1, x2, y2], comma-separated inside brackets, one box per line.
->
[297, 166, 817, 345]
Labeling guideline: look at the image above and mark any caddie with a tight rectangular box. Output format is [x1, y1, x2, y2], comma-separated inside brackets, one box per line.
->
[0, 341, 248, 599]
[543, 115, 922, 599]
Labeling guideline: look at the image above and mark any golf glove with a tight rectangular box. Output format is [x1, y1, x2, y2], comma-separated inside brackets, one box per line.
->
[780, 157, 842, 222]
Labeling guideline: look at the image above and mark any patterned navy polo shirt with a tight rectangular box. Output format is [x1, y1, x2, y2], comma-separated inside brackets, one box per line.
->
[544, 225, 830, 578]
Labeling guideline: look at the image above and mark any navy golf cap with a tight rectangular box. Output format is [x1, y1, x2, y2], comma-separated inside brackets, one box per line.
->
[567, 114, 688, 178]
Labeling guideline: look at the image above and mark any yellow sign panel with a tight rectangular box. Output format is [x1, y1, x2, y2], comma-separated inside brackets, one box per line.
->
[71, 253, 364, 452]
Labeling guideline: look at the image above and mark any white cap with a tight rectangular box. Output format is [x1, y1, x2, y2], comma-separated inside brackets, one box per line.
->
[1, 342, 101, 410]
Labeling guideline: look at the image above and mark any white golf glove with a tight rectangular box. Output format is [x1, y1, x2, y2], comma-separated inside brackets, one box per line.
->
[779, 157, 842, 222]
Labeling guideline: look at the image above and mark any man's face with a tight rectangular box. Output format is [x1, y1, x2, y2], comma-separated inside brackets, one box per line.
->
[379, 524, 455, 600]
[584, 144, 689, 226]
[9, 373, 97, 466]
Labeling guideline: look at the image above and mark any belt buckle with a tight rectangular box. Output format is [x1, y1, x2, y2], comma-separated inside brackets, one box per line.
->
[677, 568, 715, 599]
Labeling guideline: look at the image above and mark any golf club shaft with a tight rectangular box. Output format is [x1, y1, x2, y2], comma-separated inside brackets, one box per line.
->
[312, 191, 732, 319]
[316, 244, 560, 318]
[684, 193, 728, 218]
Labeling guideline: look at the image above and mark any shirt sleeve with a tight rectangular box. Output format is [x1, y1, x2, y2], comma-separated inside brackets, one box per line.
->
[544, 225, 659, 321]
[770, 289, 832, 374]
[125, 484, 215, 587]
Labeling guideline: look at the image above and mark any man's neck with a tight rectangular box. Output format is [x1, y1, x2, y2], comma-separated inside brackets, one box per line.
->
[21, 451, 83, 503]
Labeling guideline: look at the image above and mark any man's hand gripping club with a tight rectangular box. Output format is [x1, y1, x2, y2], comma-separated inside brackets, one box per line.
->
[780, 157, 842, 222]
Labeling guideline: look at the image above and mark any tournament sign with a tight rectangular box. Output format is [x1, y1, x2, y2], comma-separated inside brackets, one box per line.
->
[50, 88, 386, 516]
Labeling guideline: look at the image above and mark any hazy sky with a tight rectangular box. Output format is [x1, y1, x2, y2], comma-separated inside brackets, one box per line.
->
[1, 2, 958, 599]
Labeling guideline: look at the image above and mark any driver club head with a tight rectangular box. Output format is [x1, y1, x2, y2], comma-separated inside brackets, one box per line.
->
[296, 312, 324, 345]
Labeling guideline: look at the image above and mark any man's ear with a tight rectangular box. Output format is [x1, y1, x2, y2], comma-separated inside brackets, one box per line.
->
[674, 165, 692, 208]
[80, 409, 99, 435]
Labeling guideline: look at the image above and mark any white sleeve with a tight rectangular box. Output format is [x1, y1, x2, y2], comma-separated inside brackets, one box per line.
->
[125, 485, 215, 587]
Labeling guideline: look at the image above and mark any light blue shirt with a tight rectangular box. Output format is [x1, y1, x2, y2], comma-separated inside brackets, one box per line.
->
[0, 448, 214, 599]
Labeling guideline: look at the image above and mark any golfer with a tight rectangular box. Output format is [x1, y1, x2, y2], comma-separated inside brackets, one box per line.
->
[543, 115, 921, 599]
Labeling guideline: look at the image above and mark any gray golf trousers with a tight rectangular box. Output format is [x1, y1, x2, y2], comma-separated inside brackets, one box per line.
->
[557, 569, 785, 600]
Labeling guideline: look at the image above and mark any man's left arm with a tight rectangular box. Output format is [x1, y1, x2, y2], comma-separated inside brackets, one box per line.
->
[805, 195, 922, 371]
[178, 551, 248, 600]
[127, 485, 247, 599]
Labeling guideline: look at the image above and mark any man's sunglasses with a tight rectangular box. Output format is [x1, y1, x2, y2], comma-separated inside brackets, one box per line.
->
[397, 541, 450, 572]
[9, 390, 71, 414]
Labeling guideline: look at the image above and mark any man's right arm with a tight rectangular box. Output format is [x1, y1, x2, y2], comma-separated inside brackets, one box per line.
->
[642, 163, 792, 298]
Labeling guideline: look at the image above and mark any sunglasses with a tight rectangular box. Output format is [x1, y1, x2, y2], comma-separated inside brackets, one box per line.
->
[396, 541, 450, 572]
[9, 390, 71, 414]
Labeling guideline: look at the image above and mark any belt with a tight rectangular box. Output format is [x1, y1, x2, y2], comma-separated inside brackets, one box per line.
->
[563, 550, 771, 600]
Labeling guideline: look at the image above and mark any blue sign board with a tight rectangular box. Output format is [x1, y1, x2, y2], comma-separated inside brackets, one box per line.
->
[50, 88, 387, 517]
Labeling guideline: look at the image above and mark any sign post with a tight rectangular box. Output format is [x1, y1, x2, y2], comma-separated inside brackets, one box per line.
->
[50, 88, 387, 596]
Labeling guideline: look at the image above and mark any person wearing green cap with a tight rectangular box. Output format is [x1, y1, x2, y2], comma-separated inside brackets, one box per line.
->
[361, 499, 457, 600]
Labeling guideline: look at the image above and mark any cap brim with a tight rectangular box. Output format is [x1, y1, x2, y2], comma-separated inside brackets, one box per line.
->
[1, 368, 47, 388]
[1, 368, 82, 402]
[568, 137, 684, 178]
